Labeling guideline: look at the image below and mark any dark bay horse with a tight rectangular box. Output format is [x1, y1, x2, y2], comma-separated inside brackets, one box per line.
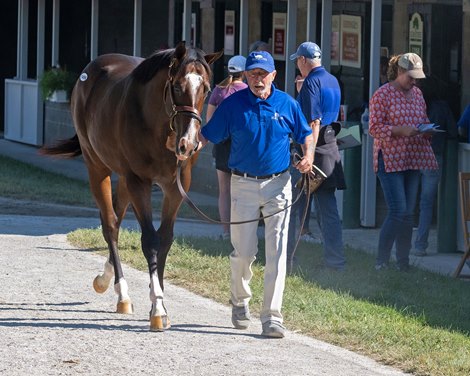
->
[41, 42, 223, 331]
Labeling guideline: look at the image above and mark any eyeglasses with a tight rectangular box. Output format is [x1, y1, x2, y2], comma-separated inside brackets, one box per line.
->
[246, 70, 271, 79]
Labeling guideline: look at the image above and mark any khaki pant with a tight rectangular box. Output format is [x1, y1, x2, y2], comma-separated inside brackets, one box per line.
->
[229, 171, 291, 324]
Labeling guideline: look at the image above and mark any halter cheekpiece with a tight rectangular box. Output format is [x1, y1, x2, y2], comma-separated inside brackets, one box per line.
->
[164, 57, 202, 131]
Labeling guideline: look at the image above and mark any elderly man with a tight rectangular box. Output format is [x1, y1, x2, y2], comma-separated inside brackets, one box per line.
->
[199, 51, 313, 338]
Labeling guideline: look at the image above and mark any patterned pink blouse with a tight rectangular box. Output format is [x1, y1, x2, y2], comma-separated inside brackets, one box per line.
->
[369, 83, 438, 173]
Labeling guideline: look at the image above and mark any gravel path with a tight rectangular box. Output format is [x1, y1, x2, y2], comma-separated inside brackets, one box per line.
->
[0, 214, 408, 376]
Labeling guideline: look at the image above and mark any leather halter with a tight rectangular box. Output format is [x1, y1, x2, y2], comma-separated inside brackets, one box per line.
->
[164, 58, 203, 131]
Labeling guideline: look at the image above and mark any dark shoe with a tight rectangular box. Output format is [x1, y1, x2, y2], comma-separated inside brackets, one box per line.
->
[261, 320, 285, 338]
[397, 264, 410, 272]
[375, 263, 389, 271]
[230, 300, 250, 329]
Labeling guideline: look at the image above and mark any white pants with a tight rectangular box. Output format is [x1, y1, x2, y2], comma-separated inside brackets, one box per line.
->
[230, 171, 291, 324]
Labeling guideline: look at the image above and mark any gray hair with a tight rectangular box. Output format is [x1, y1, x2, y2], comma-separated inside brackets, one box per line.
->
[305, 56, 322, 65]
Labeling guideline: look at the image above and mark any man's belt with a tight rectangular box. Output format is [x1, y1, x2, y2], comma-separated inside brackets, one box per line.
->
[232, 168, 288, 180]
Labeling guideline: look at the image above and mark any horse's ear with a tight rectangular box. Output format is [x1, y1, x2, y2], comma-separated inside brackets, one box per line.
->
[174, 41, 187, 61]
[204, 49, 224, 66]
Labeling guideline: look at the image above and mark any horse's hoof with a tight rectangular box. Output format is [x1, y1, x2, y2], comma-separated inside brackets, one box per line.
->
[116, 300, 134, 314]
[93, 275, 110, 294]
[150, 315, 171, 331]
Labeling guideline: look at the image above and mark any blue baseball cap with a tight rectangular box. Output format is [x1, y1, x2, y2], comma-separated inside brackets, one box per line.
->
[289, 42, 322, 60]
[245, 51, 275, 73]
[228, 55, 246, 73]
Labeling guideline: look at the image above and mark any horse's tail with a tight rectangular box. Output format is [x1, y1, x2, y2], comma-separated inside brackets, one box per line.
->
[39, 134, 82, 158]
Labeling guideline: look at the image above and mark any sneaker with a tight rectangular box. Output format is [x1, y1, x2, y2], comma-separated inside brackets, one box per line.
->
[412, 249, 427, 257]
[375, 263, 389, 271]
[261, 320, 285, 338]
[230, 300, 250, 329]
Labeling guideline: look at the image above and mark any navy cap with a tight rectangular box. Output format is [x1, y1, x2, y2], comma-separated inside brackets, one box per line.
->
[289, 42, 322, 60]
[245, 51, 275, 73]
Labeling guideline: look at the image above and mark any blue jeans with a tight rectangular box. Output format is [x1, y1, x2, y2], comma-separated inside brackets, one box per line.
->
[414, 156, 442, 252]
[376, 153, 421, 267]
[313, 188, 345, 270]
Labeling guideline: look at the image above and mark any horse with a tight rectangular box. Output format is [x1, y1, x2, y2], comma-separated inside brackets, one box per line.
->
[40, 42, 223, 331]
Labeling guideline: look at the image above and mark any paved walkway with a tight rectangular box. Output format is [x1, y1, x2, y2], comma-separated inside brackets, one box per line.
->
[0, 215, 409, 375]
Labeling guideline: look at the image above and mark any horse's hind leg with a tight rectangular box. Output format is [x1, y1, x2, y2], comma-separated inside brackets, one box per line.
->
[92, 176, 130, 293]
[88, 168, 133, 314]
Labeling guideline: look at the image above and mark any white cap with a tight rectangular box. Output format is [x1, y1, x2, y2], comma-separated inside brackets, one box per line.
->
[227, 55, 246, 73]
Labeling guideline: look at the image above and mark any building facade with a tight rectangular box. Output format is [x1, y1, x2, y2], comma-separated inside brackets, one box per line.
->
[2, 0, 469, 252]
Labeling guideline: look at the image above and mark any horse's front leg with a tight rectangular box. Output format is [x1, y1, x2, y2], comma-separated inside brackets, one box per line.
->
[126, 176, 173, 331]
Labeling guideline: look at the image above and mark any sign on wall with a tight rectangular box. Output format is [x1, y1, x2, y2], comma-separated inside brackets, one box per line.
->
[409, 12, 423, 56]
[464, 0, 470, 13]
[272, 13, 286, 61]
[224, 10, 235, 56]
[340, 15, 361, 68]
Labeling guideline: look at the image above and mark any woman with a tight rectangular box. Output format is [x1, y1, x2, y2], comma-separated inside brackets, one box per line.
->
[206, 55, 247, 239]
[369, 53, 438, 271]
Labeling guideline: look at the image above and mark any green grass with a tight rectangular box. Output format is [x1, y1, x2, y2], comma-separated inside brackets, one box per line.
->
[68, 229, 470, 376]
[0, 154, 218, 219]
[0, 155, 94, 206]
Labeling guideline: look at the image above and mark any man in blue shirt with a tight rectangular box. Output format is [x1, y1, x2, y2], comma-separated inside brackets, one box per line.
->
[457, 104, 470, 142]
[289, 41, 346, 271]
[199, 51, 313, 338]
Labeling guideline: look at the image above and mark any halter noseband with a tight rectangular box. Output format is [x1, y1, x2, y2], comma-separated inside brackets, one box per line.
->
[164, 58, 203, 131]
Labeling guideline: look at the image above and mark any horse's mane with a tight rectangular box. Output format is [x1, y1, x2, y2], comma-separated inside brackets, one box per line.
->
[132, 47, 211, 84]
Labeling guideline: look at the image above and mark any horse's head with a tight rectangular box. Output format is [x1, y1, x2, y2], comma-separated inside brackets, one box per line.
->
[164, 42, 223, 161]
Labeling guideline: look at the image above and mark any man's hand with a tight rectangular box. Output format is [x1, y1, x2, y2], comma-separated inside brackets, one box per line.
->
[293, 153, 313, 174]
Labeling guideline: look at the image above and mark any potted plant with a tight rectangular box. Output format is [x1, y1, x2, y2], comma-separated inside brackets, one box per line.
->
[39, 66, 77, 102]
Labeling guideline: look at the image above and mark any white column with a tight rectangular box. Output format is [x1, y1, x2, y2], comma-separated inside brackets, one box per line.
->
[17, 0, 29, 80]
[182, 0, 192, 45]
[360, 0, 382, 228]
[52, 0, 60, 67]
[133, 0, 142, 56]
[320, 0, 332, 71]
[369, 0, 382, 97]
[307, 0, 317, 42]
[91, 0, 99, 60]
[37, 0, 46, 78]
[285, 0, 297, 97]
[239, 0, 249, 55]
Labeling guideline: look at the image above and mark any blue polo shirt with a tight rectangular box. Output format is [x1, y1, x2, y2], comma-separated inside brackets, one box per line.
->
[297, 66, 340, 126]
[457, 104, 470, 143]
[201, 85, 311, 176]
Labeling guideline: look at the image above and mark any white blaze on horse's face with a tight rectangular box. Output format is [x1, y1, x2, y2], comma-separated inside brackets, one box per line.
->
[185, 73, 203, 99]
[176, 72, 204, 160]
